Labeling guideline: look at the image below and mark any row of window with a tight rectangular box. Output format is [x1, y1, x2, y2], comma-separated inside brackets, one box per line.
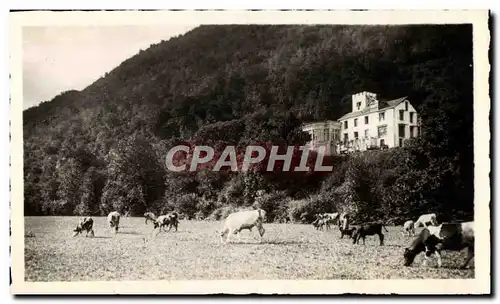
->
[342, 125, 419, 141]
[342, 111, 417, 129]
[311, 129, 341, 142]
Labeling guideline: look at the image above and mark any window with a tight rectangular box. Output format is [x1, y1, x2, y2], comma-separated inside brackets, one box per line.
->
[354, 118, 358, 127]
[410, 112, 415, 123]
[343, 133, 348, 142]
[399, 138, 404, 147]
[354, 132, 359, 139]
[379, 112, 385, 121]
[405, 101, 408, 111]
[377, 125, 387, 137]
[399, 124, 406, 138]
[356, 102, 361, 110]
[380, 139, 385, 147]
[410, 126, 415, 138]
[399, 110, 404, 120]
[344, 121, 348, 129]
[364, 116, 369, 124]
[364, 129, 369, 138]
[323, 129, 329, 141]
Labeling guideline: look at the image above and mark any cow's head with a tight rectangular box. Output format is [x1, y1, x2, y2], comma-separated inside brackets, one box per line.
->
[403, 247, 417, 266]
[258, 209, 267, 222]
[72, 225, 82, 237]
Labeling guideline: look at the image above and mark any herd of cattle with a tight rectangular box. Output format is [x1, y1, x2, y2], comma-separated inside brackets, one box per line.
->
[71, 209, 474, 270]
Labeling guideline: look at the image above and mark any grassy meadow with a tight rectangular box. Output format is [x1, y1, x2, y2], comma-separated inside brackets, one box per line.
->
[24, 216, 474, 281]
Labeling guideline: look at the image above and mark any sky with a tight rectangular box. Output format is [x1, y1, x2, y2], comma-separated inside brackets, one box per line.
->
[22, 25, 198, 110]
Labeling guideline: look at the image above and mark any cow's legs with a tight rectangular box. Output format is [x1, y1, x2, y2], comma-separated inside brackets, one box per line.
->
[423, 254, 431, 267]
[460, 246, 474, 269]
[435, 251, 442, 267]
[379, 233, 384, 246]
[257, 224, 265, 242]
[226, 229, 234, 243]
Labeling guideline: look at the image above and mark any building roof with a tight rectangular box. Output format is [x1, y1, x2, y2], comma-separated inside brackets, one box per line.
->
[302, 120, 341, 130]
[338, 96, 408, 121]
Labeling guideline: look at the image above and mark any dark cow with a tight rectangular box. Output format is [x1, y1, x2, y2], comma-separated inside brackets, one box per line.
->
[352, 222, 388, 245]
[340, 226, 358, 239]
[144, 212, 157, 225]
[403, 221, 474, 269]
[73, 217, 94, 237]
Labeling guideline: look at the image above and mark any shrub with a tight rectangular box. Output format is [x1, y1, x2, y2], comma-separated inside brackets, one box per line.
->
[253, 190, 290, 222]
[173, 193, 198, 219]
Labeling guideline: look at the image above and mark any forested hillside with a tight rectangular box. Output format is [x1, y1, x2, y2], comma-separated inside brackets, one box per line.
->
[23, 24, 474, 222]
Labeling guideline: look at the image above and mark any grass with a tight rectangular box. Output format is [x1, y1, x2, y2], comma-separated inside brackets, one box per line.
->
[24, 216, 474, 281]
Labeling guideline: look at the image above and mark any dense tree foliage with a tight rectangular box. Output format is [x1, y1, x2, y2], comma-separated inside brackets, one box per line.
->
[23, 24, 473, 222]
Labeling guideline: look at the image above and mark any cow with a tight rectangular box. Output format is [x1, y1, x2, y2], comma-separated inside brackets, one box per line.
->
[107, 211, 121, 234]
[220, 209, 266, 244]
[153, 212, 179, 232]
[415, 213, 439, 228]
[144, 212, 157, 225]
[340, 226, 357, 239]
[403, 220, 416, 237]
[153, 213, 178, 235]
[72, 217, 94, 237]
[352, 222, 389, 246]
[403, 222, 474, 269]
[339, 213, 349, 231]
[312, 217, 328, 231]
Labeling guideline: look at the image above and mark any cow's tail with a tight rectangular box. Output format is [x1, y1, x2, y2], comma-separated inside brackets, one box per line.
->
[382, 223, 389, 232]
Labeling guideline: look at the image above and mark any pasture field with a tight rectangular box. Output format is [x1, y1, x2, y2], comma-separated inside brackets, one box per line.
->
[24, 216, 474, 281]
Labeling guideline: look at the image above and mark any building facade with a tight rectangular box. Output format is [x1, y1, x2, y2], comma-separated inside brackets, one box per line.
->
[302, 91, 421, 155]
[301, 120, 341, 155]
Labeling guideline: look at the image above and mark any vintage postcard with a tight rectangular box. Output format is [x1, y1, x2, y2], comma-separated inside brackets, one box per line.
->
[10, 10, 490, 294]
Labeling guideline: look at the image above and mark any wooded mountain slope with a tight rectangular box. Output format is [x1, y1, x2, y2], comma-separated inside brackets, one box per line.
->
[23, 24, 474, 221]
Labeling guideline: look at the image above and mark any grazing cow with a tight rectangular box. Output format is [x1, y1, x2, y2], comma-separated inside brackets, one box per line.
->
[312, 217, 328, 231]
[144, 212, 157, 225]
[415, 213, 438, 228]
[324, 212, 339, 224]
[403, 220, 416, 237]
[339, 213, 349, 230]
[352, 222, 389, 245]
[153, 213, 178, 235]
[340, 226, 357, 239]
[403, 222, 474, 269]
[107, 211, 121, 234]
[220, 209, 266, 243]
[72, 217, 94, 237]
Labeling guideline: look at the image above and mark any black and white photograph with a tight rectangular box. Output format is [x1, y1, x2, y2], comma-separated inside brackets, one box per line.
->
[9, 10, 490, 294]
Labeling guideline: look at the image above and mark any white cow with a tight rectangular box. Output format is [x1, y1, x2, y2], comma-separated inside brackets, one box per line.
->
[339, 212, 350, 230]
[220, 209, 266, 244]
[107, 211, 121, 234]
[402, 220, 416, 237]
[415, 213, 438, 228]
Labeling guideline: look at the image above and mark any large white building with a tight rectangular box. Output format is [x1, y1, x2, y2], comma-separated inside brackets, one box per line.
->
[302, 91, 421, 154]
